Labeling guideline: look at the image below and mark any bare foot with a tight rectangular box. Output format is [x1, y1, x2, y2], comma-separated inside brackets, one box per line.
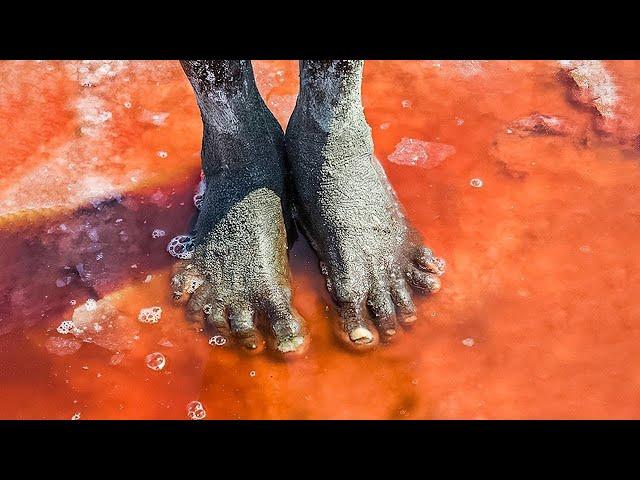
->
[285, 60, 445, 348]
[172, 60, 308, 356]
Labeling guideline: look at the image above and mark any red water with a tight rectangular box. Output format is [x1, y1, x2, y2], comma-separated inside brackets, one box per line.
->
[1, 60, 640, 419]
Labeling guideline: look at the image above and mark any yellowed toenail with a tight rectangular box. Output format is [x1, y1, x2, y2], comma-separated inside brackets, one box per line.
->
[428, 277, 441, 292]
[278, 335, 305, 353]
[349, 327, 373, 343]
[403, 314, 417, 324]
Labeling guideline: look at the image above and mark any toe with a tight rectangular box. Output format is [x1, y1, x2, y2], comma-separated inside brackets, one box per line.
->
[390, 278, 417, 325]
[203, 301, 229, 335]
[366, 286, 399, 341]
[228, 304, 264, 353]
[406, 264, 442, 293]
[185, 283, 213, 324]
[262, 293, 308, 356]
[171, 262, 205, 305]
[335, 301, 379, 349]
[413, 245, 446, 276]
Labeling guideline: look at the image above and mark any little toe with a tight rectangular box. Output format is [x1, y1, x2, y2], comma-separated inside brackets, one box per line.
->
[406, 264, 442, 293]
[413, 245, 446, 276]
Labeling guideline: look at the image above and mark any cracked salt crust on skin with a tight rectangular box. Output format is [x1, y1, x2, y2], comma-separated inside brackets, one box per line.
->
[559, 60, 619, 118]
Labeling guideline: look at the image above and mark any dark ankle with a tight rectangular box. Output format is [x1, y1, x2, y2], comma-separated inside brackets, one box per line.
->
[293, 60, 367, 133]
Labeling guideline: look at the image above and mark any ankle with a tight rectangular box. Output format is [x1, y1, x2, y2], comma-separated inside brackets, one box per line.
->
[295, 60, 367, 131]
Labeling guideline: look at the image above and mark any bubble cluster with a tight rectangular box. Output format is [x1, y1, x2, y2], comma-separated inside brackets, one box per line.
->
[193, 193, 204, 210]
[167, 235, 195, 260]
[193, 174, 207, 210]
[156, 151, 168, 158]
[208, 335, 227, 347]
[186, 401, 206, 420]
[56, 320, 75, 335]
[145, 352, 166, 371]
[152, 229, 166, 239]
[138, 306, 162, 324]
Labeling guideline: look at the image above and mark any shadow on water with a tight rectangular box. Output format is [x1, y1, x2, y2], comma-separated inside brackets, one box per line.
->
[0, 176, 202, 337]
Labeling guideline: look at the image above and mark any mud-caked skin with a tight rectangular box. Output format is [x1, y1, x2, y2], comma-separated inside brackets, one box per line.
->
[172, 60, 307, 355]
[285, 60, 445, 348]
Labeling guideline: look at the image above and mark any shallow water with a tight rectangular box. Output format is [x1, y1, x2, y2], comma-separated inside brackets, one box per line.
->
[1, 60, 640, 419]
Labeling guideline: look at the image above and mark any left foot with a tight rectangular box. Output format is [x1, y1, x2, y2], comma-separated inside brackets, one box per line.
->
[285, 60, 445, 349]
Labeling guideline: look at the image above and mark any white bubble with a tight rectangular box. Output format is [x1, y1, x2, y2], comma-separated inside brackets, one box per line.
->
[85, 299, 97, 311]
[462, 337, 475, 347]
[152, 229, 166, 239]
[208, 335, 227, 347]
[71, 412, 81, 420]
[143, 274, 153, 283]
[145, 352, 166, 371]
[157, 151, 168, 158]
[138, 306, 162, 324]
[124, 102, 132, 109]
[249, 370, 256, 377]
[470, 178, 484, 188]
[167, 235, 195, 260]
[401, 99, 412, 108]
[186, 401, 206, 420]
[57, 320, 75, 335]
[379, 122, 391, 130]
[193, 175, 207, 210]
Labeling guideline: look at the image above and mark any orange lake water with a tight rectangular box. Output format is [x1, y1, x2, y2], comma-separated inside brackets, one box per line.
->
[1, 60, 640, 419]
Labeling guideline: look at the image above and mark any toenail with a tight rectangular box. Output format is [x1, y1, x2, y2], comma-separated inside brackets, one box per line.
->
[349, 327, 374, 344]
[402, 314, 417, 324]
[277, 335, 305, 353]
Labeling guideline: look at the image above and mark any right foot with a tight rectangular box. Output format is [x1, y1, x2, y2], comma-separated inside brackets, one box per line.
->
[286, 60, 445, 349]
[172, 61, 307, 356]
